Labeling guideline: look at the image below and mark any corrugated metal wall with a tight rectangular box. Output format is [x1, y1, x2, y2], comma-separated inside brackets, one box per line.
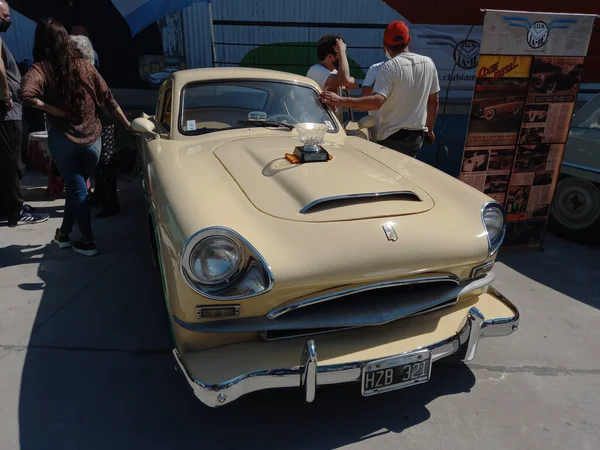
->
[209, 0, 400, 75]
[178, 0, 401, 72]
[181, 1, 213, 69]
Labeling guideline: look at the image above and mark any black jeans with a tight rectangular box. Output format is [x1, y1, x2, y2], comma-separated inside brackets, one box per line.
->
[0, 120, 24, 218]
[377, 129, 425, 158]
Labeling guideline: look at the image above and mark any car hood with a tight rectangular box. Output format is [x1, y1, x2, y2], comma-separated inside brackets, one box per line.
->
[213, 136, 434, 223]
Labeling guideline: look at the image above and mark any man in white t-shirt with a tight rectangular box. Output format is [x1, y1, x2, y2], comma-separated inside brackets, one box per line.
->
[361, 60, 385, 137]
[306, 34, 358, 92]
[320, 21, 440, 158]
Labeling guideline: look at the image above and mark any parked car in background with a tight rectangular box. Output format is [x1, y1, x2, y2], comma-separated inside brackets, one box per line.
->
[549, 93, 600, 243]
[132, 67, 519, 408]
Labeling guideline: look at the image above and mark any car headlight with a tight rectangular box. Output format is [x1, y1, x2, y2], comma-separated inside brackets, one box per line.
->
[482, 202, 506, 257]
[189, 236, 241, 285]
[181, 227, 273, 300]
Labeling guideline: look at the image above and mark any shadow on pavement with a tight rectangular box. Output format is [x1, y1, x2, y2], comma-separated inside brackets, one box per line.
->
[16, 179, 477, 450]
[498, 233, 600, 311]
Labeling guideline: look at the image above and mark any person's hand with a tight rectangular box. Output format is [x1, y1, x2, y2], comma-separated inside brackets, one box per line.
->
[6, 98, 13, 111]
[319, 91, 342, 106]
[333, 38, 347, 54]
[124, 120, 136, 134]
[425, 130, 435, 145]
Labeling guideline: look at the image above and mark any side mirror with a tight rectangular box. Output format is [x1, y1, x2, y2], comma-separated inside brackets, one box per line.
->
[132, 117, 156, 134]
[358, 115, 377, 130]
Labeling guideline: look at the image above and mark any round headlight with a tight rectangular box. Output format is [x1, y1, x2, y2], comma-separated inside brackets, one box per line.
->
[189, 236, 241, 285]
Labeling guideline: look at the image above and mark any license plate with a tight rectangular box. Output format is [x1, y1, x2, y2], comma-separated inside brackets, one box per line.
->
[361, 350, 432, 396]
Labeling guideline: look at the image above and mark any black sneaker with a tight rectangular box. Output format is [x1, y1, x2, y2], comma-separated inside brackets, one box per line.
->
[53, 229, 72, 249]
[8, 205, 50, 227]
[73, 240, 98, 257]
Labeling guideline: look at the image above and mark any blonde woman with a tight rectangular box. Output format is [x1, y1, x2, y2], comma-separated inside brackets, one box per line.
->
[71, 33, 120, 218]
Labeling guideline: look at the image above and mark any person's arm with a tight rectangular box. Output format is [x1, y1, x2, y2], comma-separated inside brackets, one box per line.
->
[320, 91, 385, 111]
[425, 92, 439, 143]
[361, 65, 378, 97]
[0, 37, 12, 110]
[19, 64, 66, 118]
[425, 61, 441, 144]
[332, 38, 358, 90]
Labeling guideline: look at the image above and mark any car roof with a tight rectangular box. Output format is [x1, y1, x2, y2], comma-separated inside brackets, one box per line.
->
[171, 67, 321, 90]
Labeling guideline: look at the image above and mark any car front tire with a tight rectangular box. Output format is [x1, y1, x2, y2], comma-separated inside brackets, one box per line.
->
[549, 176, 600, 243]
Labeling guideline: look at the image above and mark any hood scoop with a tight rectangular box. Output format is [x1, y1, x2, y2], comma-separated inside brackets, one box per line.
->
[300, 191, 422, 214]
[213, 137, 434, 223]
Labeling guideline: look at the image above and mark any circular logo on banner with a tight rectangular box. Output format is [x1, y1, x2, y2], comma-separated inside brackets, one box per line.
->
[527, 21, 550, 49]
[454, 39, 480, 69]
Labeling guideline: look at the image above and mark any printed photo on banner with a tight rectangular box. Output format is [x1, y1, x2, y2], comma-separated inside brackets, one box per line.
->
[488, 148, 515, 172]
[506, 144, 565, 221]
[466, 55, 532, 147]
[459, 146, 516, 203]
[519, 102, 575, 145]
[528, 56, 584, 103]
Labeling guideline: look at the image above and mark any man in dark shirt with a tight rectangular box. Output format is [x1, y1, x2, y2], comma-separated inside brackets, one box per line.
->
[0, 0, 49, 226]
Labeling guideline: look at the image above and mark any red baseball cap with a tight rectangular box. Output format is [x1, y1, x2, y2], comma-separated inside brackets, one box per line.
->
[384, 21, 410, 47]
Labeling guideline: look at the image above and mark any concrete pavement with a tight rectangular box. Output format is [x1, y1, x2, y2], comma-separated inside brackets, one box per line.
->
[0, 171, 599, 450]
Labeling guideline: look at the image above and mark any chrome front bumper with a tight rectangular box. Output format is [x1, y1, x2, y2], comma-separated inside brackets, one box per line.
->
[173, 287, 519, 408]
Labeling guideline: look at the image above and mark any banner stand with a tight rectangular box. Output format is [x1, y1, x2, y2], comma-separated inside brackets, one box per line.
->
[458, 9, 597, 252]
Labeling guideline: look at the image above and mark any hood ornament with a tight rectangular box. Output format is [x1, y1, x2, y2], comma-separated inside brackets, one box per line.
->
[290, 123, 332, 163]
[382, 221, 398, 242]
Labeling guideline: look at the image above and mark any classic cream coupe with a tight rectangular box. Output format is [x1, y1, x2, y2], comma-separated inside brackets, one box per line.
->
[132, 67, 520, 408]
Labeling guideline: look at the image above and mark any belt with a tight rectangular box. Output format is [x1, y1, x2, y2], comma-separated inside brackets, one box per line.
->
[390, 129, 426, 139]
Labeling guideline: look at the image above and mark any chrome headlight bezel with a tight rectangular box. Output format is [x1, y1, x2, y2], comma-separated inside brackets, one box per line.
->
[481, 201, 507, 258]
[180, 227, 274, 300]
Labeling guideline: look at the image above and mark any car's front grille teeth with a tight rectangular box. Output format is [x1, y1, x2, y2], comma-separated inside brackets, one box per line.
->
[259, 284, 460, 342]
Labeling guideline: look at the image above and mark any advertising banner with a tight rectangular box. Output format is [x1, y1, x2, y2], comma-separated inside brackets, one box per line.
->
[459, 10, 596, 250]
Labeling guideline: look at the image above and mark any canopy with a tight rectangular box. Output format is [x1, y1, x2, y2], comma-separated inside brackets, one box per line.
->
[111, 0, 211, 36]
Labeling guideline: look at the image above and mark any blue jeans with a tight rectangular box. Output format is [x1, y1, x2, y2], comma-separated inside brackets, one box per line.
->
[48, 128, 101, 241]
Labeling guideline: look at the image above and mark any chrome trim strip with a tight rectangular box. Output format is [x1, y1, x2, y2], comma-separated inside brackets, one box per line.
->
[267, 275, 459, 320]
[300, 191, 421, 214]
[172, 272, 495, 333]
[172, 285, 519, 408]
[179, 226, 274, 301]
[481, 201, 507, 258]
[561, 161, 600, 174]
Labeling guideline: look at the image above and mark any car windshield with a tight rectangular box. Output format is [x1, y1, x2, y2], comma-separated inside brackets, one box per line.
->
[179, 80, 337, 135]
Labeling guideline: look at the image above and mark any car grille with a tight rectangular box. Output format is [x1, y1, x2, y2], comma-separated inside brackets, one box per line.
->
[260, 278, 461, 341]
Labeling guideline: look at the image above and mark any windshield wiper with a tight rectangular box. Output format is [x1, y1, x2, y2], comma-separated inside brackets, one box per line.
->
[237, 120, 294, 130]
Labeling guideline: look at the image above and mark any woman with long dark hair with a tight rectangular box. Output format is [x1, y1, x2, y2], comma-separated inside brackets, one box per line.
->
[19, 18, 131, 256]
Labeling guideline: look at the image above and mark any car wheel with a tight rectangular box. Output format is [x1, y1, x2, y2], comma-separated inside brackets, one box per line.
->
[549, 176, 600, 243]
[485, 110, 495, 120]
[545, 80, 557, 93]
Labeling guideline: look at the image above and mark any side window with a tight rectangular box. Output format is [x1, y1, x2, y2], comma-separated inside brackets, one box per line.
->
[160, 87, 173, 132]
